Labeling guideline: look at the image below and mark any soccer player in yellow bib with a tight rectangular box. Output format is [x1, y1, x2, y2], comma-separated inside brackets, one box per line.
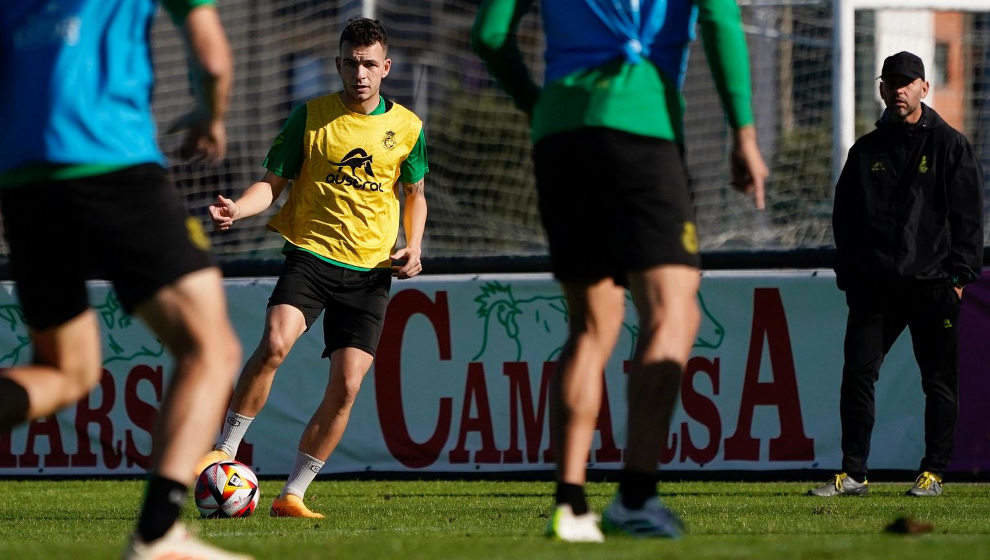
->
[201, 18, 428, 518]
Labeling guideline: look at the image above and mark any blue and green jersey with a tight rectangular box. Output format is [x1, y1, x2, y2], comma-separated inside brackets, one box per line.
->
[471, 0, 755, 144]
[0, 0, 215, 187]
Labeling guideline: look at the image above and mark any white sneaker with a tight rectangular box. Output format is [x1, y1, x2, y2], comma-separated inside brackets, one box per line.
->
[123, 522, 252, 560]
[808, 472, 869, 497]
[544, 504, 605, 543]
[602, 495, 684, 538]
[906, 471, 943, 497]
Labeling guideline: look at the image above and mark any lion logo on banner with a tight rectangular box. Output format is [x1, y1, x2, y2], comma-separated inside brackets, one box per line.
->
[0, 291, 165, 367]
[471, 281, 724, 362]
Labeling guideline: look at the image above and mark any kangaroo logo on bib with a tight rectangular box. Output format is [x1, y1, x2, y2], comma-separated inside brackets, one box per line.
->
[329, 147, 375, 177]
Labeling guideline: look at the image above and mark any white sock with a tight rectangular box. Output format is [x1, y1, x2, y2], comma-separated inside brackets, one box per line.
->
[215, 410, 254, 457]
[281, 451, 325, 499]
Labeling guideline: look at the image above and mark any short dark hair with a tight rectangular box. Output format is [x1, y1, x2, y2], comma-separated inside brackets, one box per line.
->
[339, 18, 388, 52]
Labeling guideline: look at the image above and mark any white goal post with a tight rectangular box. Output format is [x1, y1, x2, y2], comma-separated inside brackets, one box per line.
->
[832, 0, 990, 183]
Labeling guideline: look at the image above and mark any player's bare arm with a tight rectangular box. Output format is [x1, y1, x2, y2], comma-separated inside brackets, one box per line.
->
[391, 179, 427, 279]
[730, 125, 768, 210]
[694, 1, 767, 210]
[172, 5, 233, 163]
[210, 171, 289, 231]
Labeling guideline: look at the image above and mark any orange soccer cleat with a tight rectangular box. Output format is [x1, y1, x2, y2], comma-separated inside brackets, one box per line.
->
[270, 494, 325, 519]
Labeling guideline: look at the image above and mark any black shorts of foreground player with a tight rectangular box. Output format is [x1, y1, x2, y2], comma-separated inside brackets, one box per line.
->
[0, 166, 214, 327]
[473, 0, 767, 543]
[535, 128, 700, 281]
[810, 51, 984, 499]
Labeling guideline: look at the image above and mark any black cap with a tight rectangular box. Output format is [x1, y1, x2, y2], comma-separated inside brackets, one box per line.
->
[880, 51, 925, 81]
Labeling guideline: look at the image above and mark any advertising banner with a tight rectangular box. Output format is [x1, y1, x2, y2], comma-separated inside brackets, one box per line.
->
[0, 271, 986, 476]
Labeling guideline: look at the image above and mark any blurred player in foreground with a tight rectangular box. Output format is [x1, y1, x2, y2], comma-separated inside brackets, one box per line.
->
[0, 1, 247, 558]
[199, 17, 428, 518]
[810, 51, 983, 499]
[473, 0, 767, 542]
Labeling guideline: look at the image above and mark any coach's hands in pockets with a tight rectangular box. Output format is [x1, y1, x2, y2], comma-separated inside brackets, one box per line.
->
[391, 246, 423, 279]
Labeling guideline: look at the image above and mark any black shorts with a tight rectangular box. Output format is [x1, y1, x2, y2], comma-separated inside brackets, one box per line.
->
[533, 127, 700, 285]
[0, 164, 215, 330]
[268, 250, 392, 357]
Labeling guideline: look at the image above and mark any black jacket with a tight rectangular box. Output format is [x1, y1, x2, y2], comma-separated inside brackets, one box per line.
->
[833, 104, 984, 290]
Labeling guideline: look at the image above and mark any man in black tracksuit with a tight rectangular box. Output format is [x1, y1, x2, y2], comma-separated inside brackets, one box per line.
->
[810, 52, 984, 498]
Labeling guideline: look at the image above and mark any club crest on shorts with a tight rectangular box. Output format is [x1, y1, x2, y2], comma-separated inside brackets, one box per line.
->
[186, 217, 211, 250]
[383, 130, 396, 150]
[682, 222, 699, 254]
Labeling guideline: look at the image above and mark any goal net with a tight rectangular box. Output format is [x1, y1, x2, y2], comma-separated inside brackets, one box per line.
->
[4, 1, 989, 261]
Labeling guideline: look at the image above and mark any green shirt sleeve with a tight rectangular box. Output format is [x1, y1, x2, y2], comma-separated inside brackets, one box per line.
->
[161, 0, 216, 26]
[399, 129, 429, 184]
[470, 0, 540, 114]
[696, 0, 755, 129]
[263, 104, 307, 179]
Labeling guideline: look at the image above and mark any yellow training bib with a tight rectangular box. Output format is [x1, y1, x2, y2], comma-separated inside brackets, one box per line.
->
[268, 93, 422, 269]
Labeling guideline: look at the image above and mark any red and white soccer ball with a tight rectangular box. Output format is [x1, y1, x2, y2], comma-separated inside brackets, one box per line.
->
[195, 460, 260, 518]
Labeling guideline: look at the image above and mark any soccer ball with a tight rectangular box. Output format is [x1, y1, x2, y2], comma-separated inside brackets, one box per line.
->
[195, 460, 260, 518]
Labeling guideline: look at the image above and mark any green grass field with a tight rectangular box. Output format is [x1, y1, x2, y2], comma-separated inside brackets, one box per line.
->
[1, 479, 988, 559]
